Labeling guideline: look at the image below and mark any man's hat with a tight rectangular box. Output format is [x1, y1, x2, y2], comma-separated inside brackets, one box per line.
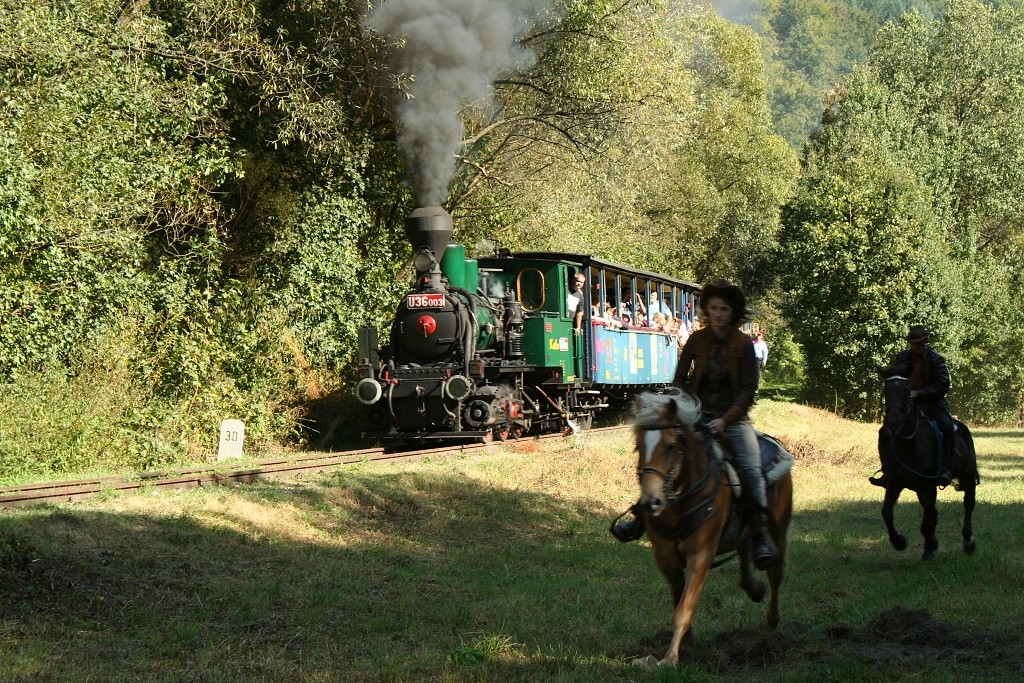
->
[906, 325, 930, 343]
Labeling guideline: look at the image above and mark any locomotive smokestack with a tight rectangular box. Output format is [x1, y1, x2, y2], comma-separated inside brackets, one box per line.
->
[405, 206, 453, 261]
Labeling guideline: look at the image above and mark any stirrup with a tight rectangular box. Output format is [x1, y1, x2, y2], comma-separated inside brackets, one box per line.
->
[752, 536, 780, 570]
[609, 508, 645, 543]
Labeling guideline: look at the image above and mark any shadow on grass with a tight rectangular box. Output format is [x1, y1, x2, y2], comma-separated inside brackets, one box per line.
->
[1, 468, 1023, 682]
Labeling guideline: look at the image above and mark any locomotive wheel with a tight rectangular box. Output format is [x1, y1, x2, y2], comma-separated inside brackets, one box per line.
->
[492, 423, 511, 442]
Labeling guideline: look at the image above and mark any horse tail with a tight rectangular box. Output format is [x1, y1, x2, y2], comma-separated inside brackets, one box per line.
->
[956, 421, 981, 485]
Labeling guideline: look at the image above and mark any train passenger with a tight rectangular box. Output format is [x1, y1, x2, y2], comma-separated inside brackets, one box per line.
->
[612, 281, 780, 570]
[649, 291, 673, 321]
[671, 316, 689, 351]
[620, 287, 647, 325]
[603, 304, 623, 329]
[651, 312, 667, 332]
[592, 302, 619, 328]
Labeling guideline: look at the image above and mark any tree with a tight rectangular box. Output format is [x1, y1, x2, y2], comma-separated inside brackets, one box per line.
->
[458, 2, 798, 288]
[778, 0, 1024, 423]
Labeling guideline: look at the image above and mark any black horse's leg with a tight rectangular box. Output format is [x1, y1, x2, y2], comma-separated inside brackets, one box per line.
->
[956, 433, 978, 555]
[916, 487, 939, 561]
[962, 482, 977, 555]
[881, 486, 907, 551]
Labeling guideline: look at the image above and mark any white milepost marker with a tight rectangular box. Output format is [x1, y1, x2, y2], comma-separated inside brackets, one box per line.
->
[218, 419, 245, 460]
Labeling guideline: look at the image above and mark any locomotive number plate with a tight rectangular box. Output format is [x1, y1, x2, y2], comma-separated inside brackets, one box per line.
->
[406, 293, 446, 308]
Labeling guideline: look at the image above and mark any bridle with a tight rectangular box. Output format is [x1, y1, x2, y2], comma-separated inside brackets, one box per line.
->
[636, 423, 683, 485]
[883, 376, 919, 440]
[881, 375, 943, 481]
[636, 421, 718, 500]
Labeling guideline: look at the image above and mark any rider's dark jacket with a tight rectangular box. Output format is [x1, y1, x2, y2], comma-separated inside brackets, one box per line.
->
[672, 326, 758, 426]
[883, 347, 951, 413]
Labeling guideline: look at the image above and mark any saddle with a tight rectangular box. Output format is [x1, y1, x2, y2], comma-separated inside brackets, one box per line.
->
[712, 432, 795, 497]
[905, 412, 959, 486]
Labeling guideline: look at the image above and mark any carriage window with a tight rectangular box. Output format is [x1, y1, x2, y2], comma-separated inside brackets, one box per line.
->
[516, 268, 545, 312]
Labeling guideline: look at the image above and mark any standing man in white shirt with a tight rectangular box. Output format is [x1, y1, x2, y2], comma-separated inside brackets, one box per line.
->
[752, 331, 768, 378]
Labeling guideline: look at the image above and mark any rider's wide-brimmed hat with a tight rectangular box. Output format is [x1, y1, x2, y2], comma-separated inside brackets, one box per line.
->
[906, 325, 931, 343]
[699, 280, 751, 325]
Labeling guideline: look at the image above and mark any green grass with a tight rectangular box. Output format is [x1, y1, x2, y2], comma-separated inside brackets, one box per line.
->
[0, 401, 1022, 681]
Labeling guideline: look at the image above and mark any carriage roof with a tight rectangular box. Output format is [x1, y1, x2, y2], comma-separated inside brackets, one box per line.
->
[481, 251, 701, 292]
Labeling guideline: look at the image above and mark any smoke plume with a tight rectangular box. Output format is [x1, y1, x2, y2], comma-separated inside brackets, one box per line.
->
[366, 0, 553, 206]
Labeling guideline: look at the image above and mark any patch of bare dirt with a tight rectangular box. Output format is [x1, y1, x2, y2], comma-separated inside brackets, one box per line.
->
[624, 606, 1022, 677]
[774, 435, 860, 466]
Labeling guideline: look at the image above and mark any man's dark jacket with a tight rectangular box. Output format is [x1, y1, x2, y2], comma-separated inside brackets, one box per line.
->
[884, 347, 951, 412]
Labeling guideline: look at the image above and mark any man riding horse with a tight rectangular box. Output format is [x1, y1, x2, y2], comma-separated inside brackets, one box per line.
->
[872, 325, 954, 488]
[611, 281, 780, 570]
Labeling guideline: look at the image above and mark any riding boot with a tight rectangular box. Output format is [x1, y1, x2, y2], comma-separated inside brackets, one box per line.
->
[610, 504, 645, 543]
[749, 506, 781, 570]
[868, 471, 888, 487]
[938, 435, 955, 487]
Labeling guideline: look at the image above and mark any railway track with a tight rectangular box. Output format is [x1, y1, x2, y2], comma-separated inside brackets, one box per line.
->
[0, 426, 626, 509]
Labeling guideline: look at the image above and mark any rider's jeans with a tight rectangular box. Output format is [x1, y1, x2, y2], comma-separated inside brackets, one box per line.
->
[723, 418, 767, 510]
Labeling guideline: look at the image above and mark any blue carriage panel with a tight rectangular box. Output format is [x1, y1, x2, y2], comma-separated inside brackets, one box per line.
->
[650, 331, 678, 383]
[591, 324, 622, 383]
[591, 326, 678, 385]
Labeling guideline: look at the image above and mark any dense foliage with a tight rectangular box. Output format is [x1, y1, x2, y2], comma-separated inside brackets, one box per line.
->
[2, 0, 1023, 483]
[0, 0, 796, 480]
[778, 0, 1024, 422]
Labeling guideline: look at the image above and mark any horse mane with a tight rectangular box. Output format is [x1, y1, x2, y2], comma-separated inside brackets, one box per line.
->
[633, 388, 702, 428]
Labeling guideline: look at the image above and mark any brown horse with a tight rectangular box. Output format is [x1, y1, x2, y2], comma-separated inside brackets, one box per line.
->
[630, 390, 793, 665]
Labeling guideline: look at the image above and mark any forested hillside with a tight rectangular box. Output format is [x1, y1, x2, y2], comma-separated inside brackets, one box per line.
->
[716, 0, 950, 147]
[1, 0, 1022, 483]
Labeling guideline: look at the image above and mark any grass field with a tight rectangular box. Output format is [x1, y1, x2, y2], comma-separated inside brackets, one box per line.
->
[1, 401, 1022, 682]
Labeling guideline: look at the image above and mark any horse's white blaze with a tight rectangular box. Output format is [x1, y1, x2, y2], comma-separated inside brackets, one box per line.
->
[642, 430, 661, 464]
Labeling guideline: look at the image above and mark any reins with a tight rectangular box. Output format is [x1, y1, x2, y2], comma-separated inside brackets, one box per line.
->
[881, 377, 942, 481]
[882, 375, 919, 439]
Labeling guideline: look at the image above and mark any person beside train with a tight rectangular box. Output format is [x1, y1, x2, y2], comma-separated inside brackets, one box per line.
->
[567, 272, 585, 333]
[752, 331, 768, 378]
[871, 325, 954, 488]
[610, 280, 780, 570]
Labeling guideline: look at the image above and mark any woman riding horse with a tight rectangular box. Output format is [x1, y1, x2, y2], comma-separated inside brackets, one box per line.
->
[612, 281, 780, 570]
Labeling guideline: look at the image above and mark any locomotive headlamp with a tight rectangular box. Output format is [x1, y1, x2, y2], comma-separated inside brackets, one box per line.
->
[413, 248, 436, 273]
[355, 377, 383, 405]
[444, 374, 473, 401]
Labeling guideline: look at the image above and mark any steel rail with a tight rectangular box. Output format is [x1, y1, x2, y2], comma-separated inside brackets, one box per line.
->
[0, 425, 626, 509]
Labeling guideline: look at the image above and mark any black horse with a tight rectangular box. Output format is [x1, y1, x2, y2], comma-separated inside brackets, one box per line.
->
[877, 376, 979, 560]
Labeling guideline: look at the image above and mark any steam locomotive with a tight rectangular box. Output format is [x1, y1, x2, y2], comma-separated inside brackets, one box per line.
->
[355, 206, 700, 442]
